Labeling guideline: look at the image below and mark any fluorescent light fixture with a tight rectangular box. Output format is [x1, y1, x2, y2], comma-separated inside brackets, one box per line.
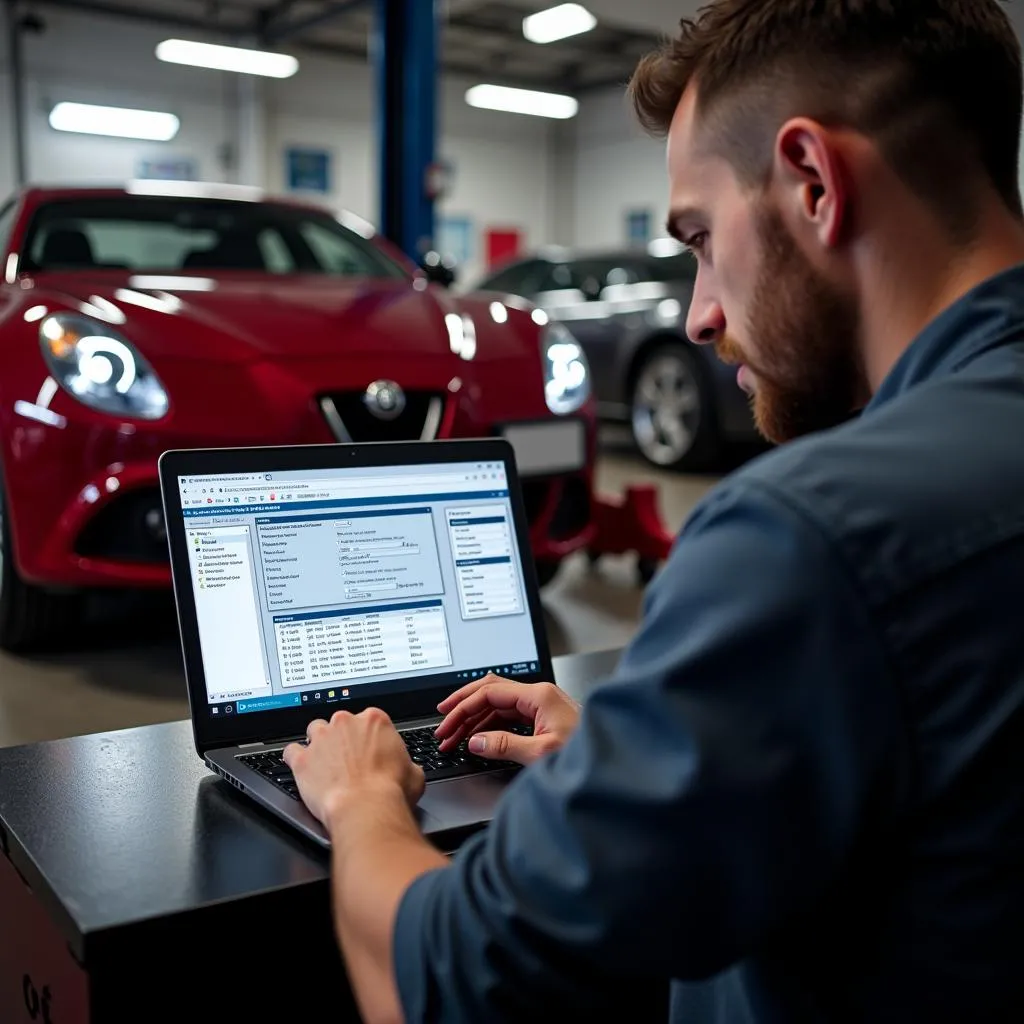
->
[49, 102, 179, 141]
[523, 3, 597, 44]
[465, 85, 578, 119]
[156, 39, 298, 78]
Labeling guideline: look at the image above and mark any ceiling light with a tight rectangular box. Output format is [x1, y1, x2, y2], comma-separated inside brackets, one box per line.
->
[523, 4, 597, 44]
[465, 85, 578, 119]
[49, 102, 180, 141]
[156, 39, 299, 78]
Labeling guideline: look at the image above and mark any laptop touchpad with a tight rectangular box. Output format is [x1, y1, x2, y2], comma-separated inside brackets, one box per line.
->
[418, 770, 518, 830]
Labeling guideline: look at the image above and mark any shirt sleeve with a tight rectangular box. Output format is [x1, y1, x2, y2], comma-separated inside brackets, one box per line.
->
[394, 478, 909, 1022]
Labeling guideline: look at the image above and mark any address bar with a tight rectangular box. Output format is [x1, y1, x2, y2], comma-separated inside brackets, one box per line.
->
[217, 474, 477, 495]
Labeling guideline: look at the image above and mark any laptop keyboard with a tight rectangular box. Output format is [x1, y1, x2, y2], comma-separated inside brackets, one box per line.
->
[238, 723, 530, 801]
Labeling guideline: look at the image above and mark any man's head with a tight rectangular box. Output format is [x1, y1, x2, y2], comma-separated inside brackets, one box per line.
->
[630, 0, 1024, 443]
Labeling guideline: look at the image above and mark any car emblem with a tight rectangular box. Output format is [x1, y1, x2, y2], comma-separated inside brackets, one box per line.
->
[363, 379, 406, 421]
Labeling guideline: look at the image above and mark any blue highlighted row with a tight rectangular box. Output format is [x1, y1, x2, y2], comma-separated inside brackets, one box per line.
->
[455, 556, 513, 567]
[274, 598, 443, 624]
[256, 507, 429, 526]
[236, 693, 302, 714]
[183, 490, 510, 518]
[448, 516, 507, 526]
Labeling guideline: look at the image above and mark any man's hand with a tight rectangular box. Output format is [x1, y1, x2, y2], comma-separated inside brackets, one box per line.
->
[434, 675, 581, 765]
[283, 708, 426, 827]
[285, 709, 443, 1024]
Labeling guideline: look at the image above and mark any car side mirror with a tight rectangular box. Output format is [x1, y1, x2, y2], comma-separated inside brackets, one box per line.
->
[419, 251, 457, 288]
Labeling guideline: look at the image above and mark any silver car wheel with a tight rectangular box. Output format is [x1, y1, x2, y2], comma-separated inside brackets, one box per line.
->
[631, 352, 702, 466]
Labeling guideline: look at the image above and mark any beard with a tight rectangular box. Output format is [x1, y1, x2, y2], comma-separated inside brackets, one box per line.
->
[716, 205, 868, 445]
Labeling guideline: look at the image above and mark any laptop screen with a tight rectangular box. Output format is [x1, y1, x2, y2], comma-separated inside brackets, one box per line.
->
[176, 459, 541, 718]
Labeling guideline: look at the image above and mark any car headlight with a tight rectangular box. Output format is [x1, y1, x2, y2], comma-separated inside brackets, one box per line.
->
[542, 323, 590, 415]
[39, 313, 169, 420]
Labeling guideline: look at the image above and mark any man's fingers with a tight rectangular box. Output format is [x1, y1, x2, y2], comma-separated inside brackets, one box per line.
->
[437, 709, 502, 752]
[434, 680, 533, 739]
[436, 674, 500, 714]
[466, 729, 545, 766]
[281, 741, 302, 768]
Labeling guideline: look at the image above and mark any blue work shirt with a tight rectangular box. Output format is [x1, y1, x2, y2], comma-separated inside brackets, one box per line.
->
[395, 265, 1024, 1023]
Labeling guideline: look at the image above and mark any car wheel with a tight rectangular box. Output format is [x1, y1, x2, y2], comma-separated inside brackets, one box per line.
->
[0, 480, 80, 653]
[630, 343, 721, 471]
[534, 560, 562, 589]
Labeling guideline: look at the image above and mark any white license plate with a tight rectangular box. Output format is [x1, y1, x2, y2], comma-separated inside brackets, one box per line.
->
[502, 420, 586, 476]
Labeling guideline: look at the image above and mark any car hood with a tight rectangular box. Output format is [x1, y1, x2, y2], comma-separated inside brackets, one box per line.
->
[27, 273, 534, 365]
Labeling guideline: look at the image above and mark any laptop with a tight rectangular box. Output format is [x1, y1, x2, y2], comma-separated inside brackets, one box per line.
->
[158, 438, 555, 850]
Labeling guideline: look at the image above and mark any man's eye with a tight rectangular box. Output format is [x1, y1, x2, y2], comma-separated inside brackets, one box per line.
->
[685, 232, 709, 255]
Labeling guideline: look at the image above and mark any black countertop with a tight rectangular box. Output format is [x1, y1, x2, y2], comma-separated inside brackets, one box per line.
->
[0, 648, 622, 965]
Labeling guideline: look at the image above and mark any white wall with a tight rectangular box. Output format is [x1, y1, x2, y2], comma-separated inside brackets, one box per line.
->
[0, 8, 557, 283]
[569, 87, 669, 252]
[570, 70, 1024, 255]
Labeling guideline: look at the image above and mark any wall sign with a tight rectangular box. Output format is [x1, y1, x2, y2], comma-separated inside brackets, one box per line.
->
[626, 208, 652, 247]
[485, 228, 522, 269]
[136, 156, 198, 181]
[286, 147, 332, 193]
[437, 215, 473, 266]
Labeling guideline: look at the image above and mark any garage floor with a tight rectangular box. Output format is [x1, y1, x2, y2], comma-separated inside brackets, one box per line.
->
[0, 430, 730, 748]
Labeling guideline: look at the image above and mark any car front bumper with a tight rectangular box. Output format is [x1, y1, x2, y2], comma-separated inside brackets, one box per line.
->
[5, 404, 596, 589]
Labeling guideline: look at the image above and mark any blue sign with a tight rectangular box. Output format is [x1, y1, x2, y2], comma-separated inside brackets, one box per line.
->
[627, 208, 652, 247]
[286, 147, 332, 193]
[437, 215, 473, 266]
[137, 156, 197, 181]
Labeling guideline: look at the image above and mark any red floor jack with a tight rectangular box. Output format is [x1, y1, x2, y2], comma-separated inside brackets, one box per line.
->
[587, 485, 677, 586]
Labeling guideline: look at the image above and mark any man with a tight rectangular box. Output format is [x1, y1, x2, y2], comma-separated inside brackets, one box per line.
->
[284, 1, 1024, 1020]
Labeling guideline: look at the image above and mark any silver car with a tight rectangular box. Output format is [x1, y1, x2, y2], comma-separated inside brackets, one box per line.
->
[474, 244, 759, 471]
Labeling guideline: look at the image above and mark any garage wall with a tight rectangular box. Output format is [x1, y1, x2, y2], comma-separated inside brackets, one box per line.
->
[0, 8, 556, 285]
[570, 40, 1024, 254]
[568, 87, 669, 252]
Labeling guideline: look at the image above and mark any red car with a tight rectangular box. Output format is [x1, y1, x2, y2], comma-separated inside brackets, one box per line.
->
[0, 185, 596, 650]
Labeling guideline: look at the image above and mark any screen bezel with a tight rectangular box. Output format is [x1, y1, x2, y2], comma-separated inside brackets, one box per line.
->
[158, 439, 556, 757]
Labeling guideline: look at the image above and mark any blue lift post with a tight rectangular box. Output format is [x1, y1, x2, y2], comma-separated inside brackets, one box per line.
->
[375, 0, 439, 263]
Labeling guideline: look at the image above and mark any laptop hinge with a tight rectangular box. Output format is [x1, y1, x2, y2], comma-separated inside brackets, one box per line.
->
[237, 741, 264, 749]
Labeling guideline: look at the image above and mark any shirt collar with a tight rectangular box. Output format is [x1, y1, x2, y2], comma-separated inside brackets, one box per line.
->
[867, 262, 1024, 412]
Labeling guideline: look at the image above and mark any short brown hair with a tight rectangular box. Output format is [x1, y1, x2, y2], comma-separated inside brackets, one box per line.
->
[630, 0, 1024, 233]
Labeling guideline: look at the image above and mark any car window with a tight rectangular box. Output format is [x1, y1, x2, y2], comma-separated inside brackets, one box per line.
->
[21, 197, 406, 279]
[566, 259, 644, 296]
[298, 221, 385, 276]
[641, 252, 697, 283]
[477, 259, 547, 297]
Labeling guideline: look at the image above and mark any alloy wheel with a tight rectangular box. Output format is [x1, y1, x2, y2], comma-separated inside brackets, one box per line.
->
[631, 352, 702, 466]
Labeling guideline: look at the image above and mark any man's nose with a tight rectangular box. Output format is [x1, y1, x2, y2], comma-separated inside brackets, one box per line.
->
[686, 296, 725, 346]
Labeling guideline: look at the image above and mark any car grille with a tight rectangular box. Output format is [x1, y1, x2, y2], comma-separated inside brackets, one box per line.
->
[319, 392, 445, 443]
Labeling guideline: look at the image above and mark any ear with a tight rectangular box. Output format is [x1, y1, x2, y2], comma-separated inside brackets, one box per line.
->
[774, 118, 849, 249]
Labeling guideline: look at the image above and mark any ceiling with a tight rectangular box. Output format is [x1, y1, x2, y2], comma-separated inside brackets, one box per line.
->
[26, 0, 674, 93]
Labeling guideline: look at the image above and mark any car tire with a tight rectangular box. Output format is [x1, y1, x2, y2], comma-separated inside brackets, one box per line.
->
[630, 343, 721, 472]
[0, 478, 80, 653]
[534, 560, 562, 589]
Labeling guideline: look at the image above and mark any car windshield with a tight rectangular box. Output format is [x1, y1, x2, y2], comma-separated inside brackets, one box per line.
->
[21, 196, 407, 279]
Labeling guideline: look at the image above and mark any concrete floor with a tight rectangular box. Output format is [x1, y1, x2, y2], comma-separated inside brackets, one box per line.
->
[0, 429, 728, 748]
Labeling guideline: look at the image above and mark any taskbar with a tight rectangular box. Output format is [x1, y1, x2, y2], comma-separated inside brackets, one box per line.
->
[209, 660, 542, 717]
